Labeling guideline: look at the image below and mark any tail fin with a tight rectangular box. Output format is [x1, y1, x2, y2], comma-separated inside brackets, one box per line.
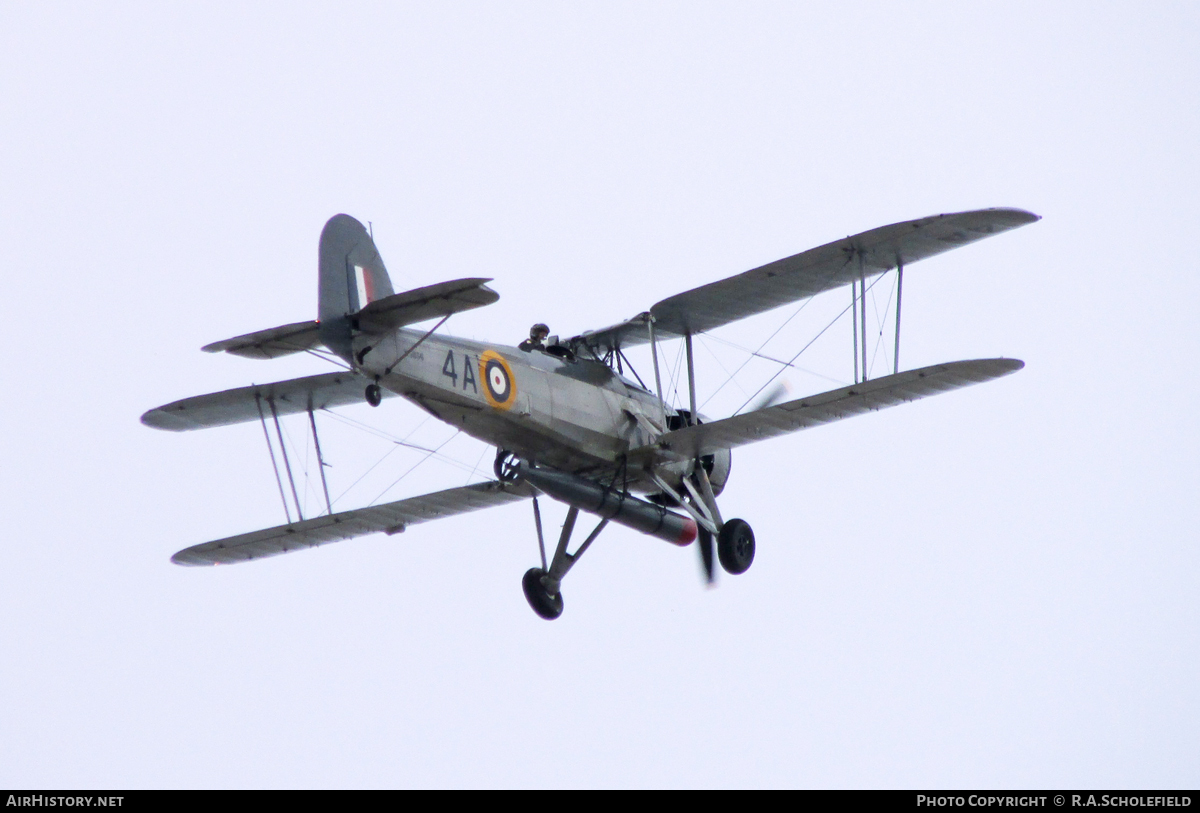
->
[318, 214, 396, 361]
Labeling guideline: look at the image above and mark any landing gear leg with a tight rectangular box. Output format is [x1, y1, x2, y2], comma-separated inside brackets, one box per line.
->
[520, 500, 609, 621]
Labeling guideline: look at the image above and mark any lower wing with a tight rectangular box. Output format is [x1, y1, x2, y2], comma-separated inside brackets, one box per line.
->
[172, 480, 535, 566]
[642, 358, 1023, 459]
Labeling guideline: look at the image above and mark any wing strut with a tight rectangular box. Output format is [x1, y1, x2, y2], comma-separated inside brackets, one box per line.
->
[647, 316, 668, 428]
[532, 496, 548, 571]
[268, 396, 304, 522]
[685, 333, 698, 423]
[852, 276, 860, 384]
[382, 313, 451, 376]
[255, 392, 293, 524]
[849, 259, 907, 386]
[859, 249, 868, 382]
[894, 259, 904, 375]
[307, 403, 334, 516]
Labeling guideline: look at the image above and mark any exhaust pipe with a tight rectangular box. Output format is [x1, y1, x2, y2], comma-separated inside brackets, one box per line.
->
[517, 462, 696, 546]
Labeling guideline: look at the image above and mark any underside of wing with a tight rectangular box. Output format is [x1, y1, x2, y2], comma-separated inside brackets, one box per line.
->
[355, 277, 499, 333]
[643, 358, 1024, 459]
[570, 208, 1038, 354]
[141, 371, 391, 432]
[172, 480, 535, 566]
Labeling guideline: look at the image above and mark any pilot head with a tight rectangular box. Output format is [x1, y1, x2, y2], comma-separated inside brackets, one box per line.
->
[530, 323, 550, 343]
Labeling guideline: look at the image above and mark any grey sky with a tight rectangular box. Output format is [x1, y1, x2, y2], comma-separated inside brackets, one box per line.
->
[1, 1, 1196, 788]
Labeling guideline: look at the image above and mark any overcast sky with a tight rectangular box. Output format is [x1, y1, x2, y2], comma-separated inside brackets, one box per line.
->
[2, 1, 1197, 788]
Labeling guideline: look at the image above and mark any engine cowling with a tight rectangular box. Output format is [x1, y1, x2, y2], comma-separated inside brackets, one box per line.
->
[666, 409, 733, 497]
[702, 447, 732, 497]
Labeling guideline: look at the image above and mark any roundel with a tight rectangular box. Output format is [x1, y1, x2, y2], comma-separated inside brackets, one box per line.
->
[479, 350, 517, 410]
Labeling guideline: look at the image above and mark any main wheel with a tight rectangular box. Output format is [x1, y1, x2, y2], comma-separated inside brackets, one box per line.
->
[717, 518, 755, 575]
[494, 449, 522, 483]
[522, 568, 564, 620]
[365, 383, 382, 407]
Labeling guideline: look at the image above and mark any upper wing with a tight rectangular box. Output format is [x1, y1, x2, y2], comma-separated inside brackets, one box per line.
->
[141, 371, 392, 432]
[641, 358, 1023, 459]
[571, 208, 1039, 354]
[172, 480, 535, 566]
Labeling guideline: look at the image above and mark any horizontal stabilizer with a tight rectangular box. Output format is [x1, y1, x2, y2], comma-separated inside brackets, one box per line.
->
[356, 277, 499, 333]
[200, 279, 497, 358]
[641, 358, 1024, 459]
[172, 480, 534, 566]
[572, 208, 1039, 353]
[141, 371, 393, 432]
[202, 320, 322, 359]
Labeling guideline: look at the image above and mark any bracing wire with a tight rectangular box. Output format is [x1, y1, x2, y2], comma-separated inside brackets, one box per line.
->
[322, 409, 430, 447]
[465, 444, 490, 485]
[700, 333, 797, 368]
[297, 344, 353, 370]
[733, 272, 888, 416]
[698, 295, 821, 407]
[330, 444, 402, 508]
[370, 431, 461, 506]
[867, 273, 897, 379]
[321, 410, 483, 507]
[669, 340, 685, 410]
[698, 334, 845, 410]
[323, 411, 476, 505]
[696, 336, 751, 402]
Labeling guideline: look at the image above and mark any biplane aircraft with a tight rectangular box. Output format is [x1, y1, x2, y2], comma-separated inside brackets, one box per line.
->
[143, 208, 1037, 619]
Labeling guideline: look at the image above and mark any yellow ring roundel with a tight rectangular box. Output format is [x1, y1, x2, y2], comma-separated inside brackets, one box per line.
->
[479, 350, 517, 410]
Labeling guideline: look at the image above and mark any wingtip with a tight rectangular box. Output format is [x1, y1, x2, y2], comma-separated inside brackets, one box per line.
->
[960, 206, 1039, 227]
[140, 410, 166, 430]
[140, 408, 188, 432]
[980, 357, 1025, 377]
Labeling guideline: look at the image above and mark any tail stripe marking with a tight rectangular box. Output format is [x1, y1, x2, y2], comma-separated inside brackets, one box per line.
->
[354, 265, 375, 310]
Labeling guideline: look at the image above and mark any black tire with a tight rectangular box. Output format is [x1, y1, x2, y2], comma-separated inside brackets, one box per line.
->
[522, 568, 564, 620]
[365, 383, 382, 407]
[717, 518, 755, 575]
[493, 449, 522, 483]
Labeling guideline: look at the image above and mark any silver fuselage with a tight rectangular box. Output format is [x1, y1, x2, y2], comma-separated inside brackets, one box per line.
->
[355, 328, 678, 482]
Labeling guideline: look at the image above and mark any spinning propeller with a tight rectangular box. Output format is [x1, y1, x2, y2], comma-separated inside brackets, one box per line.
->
[747, 379, 792, 412]
[698, 526, 716, 585]
[689, 380, 787, 585]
